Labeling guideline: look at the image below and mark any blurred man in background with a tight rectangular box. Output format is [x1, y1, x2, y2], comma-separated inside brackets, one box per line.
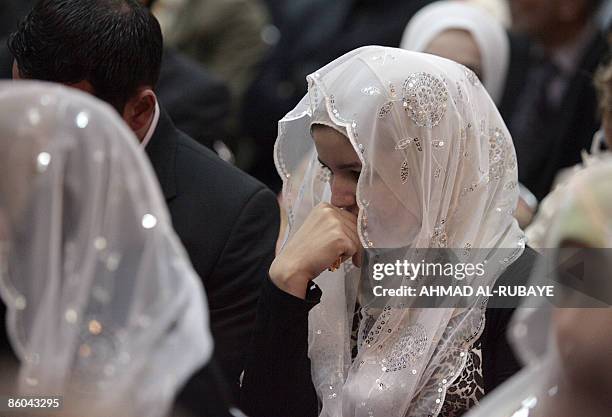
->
[501, 0, 609, 201]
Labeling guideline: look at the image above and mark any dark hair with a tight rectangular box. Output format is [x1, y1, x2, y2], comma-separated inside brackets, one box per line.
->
[8, 0, 163, 111]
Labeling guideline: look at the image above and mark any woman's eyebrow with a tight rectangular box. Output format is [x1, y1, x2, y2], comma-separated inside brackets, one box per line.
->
[318, 158, 361, 170]
[338, 162, 362, 170]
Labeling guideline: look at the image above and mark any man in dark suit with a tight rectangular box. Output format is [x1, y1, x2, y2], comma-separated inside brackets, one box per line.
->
[7, 0, 279, 413]
[500, 0, 609, 201]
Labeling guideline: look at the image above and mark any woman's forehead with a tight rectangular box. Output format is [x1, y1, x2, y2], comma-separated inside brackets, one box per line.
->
[312, 125, 360, 165]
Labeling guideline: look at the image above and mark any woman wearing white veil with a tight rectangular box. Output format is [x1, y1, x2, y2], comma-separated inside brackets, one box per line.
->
[241, 46, 536, 417]
[464, 159, 612, 417]
[0, 82, 216, 417]
[399, 2, 538, 228]
[400, 1, 510, 106]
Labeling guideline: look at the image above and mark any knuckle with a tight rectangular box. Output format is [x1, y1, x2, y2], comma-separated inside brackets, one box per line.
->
[331, 230, 346, 244]
[330, 216, 343, 228]
[322, 203, 339, 214]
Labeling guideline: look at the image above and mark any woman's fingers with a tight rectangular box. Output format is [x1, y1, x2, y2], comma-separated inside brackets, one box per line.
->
[340, 221, 360, 251]
[324, 204, 362, 267]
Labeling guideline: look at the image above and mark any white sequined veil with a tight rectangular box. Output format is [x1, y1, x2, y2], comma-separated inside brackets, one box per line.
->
[0, 82, 212, 417]
[274, 47, 525, 417]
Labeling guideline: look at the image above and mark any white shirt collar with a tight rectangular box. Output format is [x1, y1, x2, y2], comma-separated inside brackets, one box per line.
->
[141, 101, 160, 149]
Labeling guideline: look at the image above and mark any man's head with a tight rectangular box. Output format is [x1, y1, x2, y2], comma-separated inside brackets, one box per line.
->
[509, 0, 602, 48]
[8, 0, 163, 140]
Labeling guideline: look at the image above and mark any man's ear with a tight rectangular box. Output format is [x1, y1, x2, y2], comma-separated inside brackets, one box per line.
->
[122, 88, 157, 141]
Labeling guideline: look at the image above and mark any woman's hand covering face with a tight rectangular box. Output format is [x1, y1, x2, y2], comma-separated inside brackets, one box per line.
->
[270, 203, 362, 299]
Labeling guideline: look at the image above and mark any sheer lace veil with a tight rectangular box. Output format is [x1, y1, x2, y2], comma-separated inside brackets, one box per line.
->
[0, 82, 212, 417]
[275, 47, 525, 417]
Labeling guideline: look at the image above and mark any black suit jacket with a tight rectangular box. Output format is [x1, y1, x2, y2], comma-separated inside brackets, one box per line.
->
[145, 109, 279, 410]
[500, 31, 608, 201]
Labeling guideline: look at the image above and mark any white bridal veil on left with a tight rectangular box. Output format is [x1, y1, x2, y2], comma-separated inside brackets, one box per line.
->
[0, 82, 212, 417]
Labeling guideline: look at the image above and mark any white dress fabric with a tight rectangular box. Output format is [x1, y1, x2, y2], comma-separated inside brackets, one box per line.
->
[400, 1, 510, 105]
[275, 46, 525, 417]
[0, 82, 212, 417]
[464, 158, 612, 417]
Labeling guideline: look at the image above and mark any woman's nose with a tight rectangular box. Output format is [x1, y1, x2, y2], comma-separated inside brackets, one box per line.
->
[330, 178, 356, 209]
